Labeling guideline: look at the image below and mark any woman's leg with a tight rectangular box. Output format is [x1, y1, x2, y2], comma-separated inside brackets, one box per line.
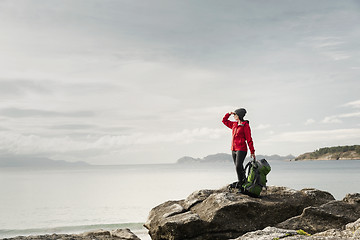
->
[232, 151, 247, 184]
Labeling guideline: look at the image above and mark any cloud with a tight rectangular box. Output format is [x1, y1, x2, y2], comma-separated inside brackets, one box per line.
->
[95, 128, 227, 147]
[0, 132, 87, 155]
[0, 1, 359, 163]
[0, 127, 227, 157]
[264, 128, 360, 143]
[322, 112, 360, 124]
[49, 124, 97, 130]
[314, 41, 345, 48]
[322, 51, 351, 61]
[0, 79, 51, 96]
[322, 116, 343, 124]
[305, 118, 315, 125]
[0, 108, 95, 118]
[344, 99, 360, 108]
[321, 101, 360, 124]
[306, 36, 351, 61]
[254, 124, 271, 130]
[340, 112, 360, 118]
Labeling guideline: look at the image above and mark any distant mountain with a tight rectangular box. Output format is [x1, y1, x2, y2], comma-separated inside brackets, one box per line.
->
[253, 154, 295, 161]
[0, 155, 90, 168]
[295, 145, 360, 161]
[176, 153, 295, 164]
[176, 156, 203, 164]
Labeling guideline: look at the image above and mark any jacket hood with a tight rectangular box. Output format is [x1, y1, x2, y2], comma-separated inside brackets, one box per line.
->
[239, 120, 249, 126]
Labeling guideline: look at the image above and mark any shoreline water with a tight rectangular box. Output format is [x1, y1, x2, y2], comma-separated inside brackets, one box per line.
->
[291, 158, 360, 161]
[1, 160, 360, 240]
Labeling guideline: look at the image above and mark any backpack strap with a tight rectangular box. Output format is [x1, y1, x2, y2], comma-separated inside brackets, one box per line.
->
[244, 161, 252, 176]
[245, 159, 257, 174]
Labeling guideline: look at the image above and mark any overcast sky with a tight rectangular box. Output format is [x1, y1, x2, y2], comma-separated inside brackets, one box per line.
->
[0, 0, 359, 164]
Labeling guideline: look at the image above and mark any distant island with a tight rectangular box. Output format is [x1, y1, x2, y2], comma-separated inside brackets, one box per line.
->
[177, 145, 360, 164]
[0, 155, 90, 168]
[176, 153, 295, 164]
[295, 145, 360, 161]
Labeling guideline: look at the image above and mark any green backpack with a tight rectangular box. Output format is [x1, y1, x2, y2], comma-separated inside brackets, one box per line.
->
[242, 159, 271, 197]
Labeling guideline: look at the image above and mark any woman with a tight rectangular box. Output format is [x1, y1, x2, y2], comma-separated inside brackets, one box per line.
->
[222, 108, 255, 187]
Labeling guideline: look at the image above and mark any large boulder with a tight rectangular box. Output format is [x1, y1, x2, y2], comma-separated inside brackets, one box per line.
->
[276, 193, 360, 234]
[235, 217, 360, 240]
[144, 186, 335, 240]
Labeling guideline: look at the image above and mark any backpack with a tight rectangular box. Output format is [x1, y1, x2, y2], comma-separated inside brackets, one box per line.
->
[241, 159, 271, 197]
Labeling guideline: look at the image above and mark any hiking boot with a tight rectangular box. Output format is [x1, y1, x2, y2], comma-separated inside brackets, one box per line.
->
[228, 181, 239, 190]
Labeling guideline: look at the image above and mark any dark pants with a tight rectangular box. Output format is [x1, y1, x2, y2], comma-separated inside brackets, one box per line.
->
[232, 151, 247, 184]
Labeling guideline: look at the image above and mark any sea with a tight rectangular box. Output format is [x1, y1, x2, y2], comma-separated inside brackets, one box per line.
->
[0, 160, 360, 240]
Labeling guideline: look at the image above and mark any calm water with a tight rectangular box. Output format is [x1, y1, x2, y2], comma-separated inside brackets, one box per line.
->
[0, 160, 359, 239]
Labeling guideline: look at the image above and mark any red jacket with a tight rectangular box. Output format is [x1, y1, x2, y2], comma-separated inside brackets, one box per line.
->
[222, 113, 255, 154]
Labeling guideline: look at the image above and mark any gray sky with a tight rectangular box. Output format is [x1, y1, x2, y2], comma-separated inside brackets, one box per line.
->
[0, 0, 359, 164]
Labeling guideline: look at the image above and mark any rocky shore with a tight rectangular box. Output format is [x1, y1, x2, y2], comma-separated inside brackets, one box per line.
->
[3, 186, 359, 240]
[145, 185, 360, 240]
[1, 229, 141, 240]
[294, 145, 360, 161]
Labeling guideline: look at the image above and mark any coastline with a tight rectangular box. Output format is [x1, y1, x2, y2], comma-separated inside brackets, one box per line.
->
[0, 228, 146, 240]
[292, 158, 360, 161]
[294, 146, 360, 161]
[0, 223, 150, 240]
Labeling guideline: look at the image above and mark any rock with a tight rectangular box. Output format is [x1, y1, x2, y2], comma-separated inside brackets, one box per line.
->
[232, 217, 360, 239]
[346, 218, 360, 238]
[346, 217, 360, 231]
[311, 217, 360, 239]
[80, 229, 111, 237]
[2, 228, 141, 240]
[110, 228, 141, 240]
[144, 186, 335, 240]
[232, 226, 298, 240]
[344, 193, 360, 204]
[276, 193, 360, 234]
